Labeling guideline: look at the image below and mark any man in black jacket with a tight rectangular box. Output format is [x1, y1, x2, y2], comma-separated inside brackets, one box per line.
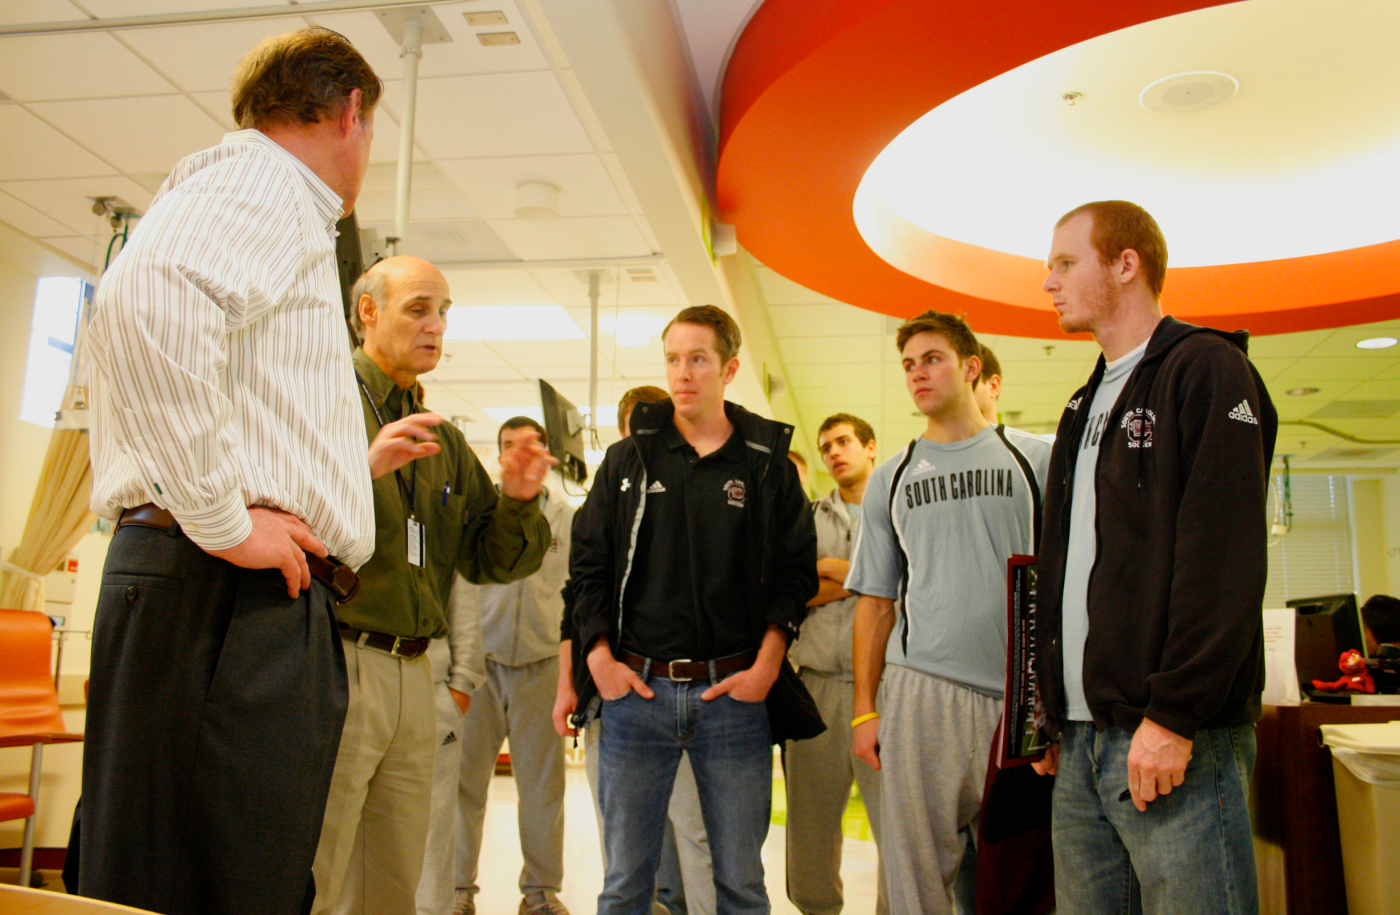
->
[1031, 201, 1276, 914]
[570, 305, 818, 915]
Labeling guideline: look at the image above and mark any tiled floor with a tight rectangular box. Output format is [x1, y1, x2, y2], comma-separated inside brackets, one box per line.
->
[474, 762, 882, 915]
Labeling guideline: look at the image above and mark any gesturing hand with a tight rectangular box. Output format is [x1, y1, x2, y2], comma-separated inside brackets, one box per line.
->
[207, 506, 327, 599]
[498, 427, 559, 502]
[369, 412, 443, 480]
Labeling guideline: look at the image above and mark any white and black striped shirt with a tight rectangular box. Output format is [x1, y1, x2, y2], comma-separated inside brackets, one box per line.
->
[87, 130, 375, 569]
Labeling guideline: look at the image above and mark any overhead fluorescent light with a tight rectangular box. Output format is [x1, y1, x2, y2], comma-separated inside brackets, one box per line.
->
[481, 404, 618, 428]
[445, 305, 584, 341]
[613, 312, 665, 348]
[1356, 337, 1398, 350]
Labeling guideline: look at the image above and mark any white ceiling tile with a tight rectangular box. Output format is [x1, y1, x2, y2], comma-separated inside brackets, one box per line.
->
[779, 335, 884, 366]
[438, 154, 627, 219]
[37, 235, 105, 268]
[28, 95, 225, 174]
[1273, 356, 1390, 385]
[309, 2, 549, 80]
[755, 266, 844, 306]
[0, 189, 77, 237]
[362, 161, 452, 191]
[0, 32, 174, 100]
[363, 103, 426, 166]
[529, 267, 679, 308]
[356, 218, 518, 264]
[438, 270, 552, 306]
[1, 176, 154, 236]
[0, 2, 88, 26]
[598, 152, 645, 215]
[117, 17, 309, 94]
[387, 72, 592, 159]
[485, 339, 599, 370]
[768, 303, 885, 337]
[355, 186, 477, 224]
[489, 216, 651, 261]
[81, 0, 290, 15]
[0, 106, 116, 179]
[189, 91, 236, 132]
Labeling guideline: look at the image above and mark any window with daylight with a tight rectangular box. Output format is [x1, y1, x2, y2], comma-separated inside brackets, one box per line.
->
[20, 276, 90, 428]
[1262, 474, 1357, 609]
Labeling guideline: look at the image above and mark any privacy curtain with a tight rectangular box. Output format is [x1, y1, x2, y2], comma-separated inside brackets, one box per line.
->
[0, 385, 97, 611]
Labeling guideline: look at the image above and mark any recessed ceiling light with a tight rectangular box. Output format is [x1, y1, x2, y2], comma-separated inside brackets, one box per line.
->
[1139, 71, 1238, 114]
[1355, 337, 1398, 350]
[477, 31, 520, 46]
[1286, 387, 1320, 396]
[464, 11, 508, 26]
[445, 305, 583, 341]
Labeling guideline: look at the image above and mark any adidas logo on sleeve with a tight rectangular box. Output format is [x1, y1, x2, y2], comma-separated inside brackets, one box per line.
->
[1228, 400, 1259, 424]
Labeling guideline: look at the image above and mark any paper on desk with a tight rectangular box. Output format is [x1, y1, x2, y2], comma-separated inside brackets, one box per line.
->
[1262, 608, 1301, 706]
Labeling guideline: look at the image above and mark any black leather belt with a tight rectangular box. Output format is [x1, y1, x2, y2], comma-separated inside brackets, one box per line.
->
[618, 649, 758, 682]
[339, 623, 430, 659]
[117, 503, 360, 604]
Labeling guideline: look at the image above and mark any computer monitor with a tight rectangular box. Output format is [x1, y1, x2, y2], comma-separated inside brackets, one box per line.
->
[1287, 593, 1364, 693]
[539, 379, 587, 485]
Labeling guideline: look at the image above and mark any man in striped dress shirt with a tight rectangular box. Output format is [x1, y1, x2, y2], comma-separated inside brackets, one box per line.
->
[79, 28, 420, 915]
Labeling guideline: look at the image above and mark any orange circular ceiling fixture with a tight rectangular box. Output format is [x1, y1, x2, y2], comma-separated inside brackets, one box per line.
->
[716, 0, 1400, 337]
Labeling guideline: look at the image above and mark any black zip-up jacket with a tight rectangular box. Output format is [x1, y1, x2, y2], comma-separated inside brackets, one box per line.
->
[568, 399, 818, 722]
[1035, 317, 1278, 740]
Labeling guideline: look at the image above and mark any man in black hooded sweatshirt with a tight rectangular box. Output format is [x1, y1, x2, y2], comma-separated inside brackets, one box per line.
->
[1031, 200, 1276, 915]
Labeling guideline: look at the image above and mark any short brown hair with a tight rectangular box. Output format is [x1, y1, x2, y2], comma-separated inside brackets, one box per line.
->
[818, 413, 875, 447]
[232, 27, 382, 130]
[617, 385, 668, 435]
[663, 305, 742, 364]
[499, 415, 546, 450]
[1056, 200, 1168, 298]
[976, 344, 1002, 386]
[895, 311, 980, 363]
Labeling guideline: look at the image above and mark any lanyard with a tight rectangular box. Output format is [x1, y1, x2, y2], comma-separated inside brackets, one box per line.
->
[357, 374, 417, 517]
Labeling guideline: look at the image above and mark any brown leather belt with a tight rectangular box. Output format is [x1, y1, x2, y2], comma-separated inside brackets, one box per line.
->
[338, 623, 430, 659]
[618, 649, 758, 682]
[117, 503, 360, 604]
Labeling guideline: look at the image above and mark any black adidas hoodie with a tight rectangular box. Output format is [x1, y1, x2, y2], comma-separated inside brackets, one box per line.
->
[1035, 317, 1278, 740]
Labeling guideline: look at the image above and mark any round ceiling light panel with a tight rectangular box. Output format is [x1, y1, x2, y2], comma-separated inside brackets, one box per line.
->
[718, 0, 1400, 337]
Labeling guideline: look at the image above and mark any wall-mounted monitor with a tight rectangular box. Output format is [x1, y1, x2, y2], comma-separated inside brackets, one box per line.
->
[539, 379, 587, 485]
[1287, 593, 1363, 694]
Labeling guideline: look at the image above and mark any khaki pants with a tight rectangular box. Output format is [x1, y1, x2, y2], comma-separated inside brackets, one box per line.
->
[416, 680, 468, 915]
[312, 637, 436, 915]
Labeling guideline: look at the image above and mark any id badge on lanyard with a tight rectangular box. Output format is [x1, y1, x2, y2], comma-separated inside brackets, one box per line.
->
[407, 516, 425, 567]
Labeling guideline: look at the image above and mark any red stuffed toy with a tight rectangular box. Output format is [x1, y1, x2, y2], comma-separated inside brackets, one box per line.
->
[1312, 649, 1376, 694]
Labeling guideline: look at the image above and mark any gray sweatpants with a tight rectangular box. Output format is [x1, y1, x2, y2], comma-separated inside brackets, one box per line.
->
[877, 665, 1001, 915]
[784, 669, 887, 915]
[455, 656, 566, 903]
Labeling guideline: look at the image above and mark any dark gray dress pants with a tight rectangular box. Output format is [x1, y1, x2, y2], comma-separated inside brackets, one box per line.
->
[78, 523, 348, 915]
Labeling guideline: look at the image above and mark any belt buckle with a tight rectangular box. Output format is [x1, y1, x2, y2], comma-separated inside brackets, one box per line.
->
[390, 635, 409, 658]
[667, 659, 693, 682]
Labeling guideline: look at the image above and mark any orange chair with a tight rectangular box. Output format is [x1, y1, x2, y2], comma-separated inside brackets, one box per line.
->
[0, 608, 83, 888]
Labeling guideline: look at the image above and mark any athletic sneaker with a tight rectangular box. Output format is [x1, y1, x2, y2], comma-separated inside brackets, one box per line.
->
[519, 895, 570, 915]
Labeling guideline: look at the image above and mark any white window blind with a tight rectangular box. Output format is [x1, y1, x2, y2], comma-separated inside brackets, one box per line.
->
[1263, 474, 1356, 609]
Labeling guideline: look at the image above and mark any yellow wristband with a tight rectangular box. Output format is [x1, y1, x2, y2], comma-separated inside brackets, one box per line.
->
[851, 712, 880, 728]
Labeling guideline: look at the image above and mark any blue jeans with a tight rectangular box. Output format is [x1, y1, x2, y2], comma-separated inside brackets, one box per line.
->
[596, 677, 773, 915]
[1052, 720, 1258, 915]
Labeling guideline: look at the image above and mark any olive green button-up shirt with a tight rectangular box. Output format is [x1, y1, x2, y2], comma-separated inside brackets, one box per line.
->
[340, 348, 548, 639]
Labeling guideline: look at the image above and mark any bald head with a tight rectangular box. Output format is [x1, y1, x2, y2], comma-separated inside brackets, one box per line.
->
[355, 256, 452, 389]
